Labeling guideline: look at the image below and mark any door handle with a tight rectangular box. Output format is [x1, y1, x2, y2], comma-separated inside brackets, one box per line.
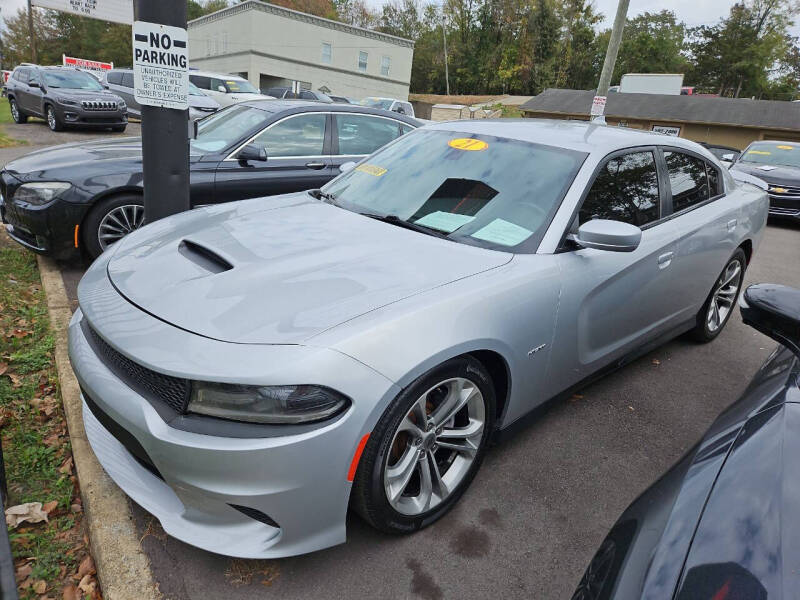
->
[727, 219, 737, 232]
[658, 252, 674, 269]
[305, 162, 326, 170]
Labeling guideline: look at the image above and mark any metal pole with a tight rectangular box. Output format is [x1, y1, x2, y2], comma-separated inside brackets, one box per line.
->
[592, 0, 629, 121]
[442, 11, 450, 95]
[133, 0, 190, 223]
[27, 0, 37, 63]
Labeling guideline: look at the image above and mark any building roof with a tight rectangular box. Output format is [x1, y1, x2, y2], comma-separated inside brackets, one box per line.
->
[188, 0, 414, 48]
[521, 88, 800, 132]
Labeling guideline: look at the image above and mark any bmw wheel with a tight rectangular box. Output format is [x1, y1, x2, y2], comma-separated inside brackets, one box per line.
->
[691, 248, 746, 342]
[352, 356, 495, 533]
[82, 194, 145, 258]
[46, 105, 63, 131]
[9, 99, 27, 124]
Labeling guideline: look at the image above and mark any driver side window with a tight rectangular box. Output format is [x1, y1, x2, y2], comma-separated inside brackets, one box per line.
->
[580, 151, 660, 227]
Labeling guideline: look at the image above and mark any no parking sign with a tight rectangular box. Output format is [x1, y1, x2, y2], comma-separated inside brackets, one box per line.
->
[132, 21, 189, 110]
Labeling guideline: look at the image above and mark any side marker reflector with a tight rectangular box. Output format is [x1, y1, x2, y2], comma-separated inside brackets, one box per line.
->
[347, 433, 370, 482]
[73, 224, 79, 248]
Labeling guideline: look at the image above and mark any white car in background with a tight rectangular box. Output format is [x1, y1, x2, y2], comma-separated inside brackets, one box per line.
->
[359, 96, 415, 117]
[188, 70, 273, 108]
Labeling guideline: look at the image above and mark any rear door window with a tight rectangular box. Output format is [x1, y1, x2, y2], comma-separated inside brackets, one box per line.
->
[190, 75, 211, 90]
[664, 151, 710, 212]
[580, 151, 661, 226]
[252, 114, 326, 157]
[106, 71, 123, 85]
[121, 72, 134, 88]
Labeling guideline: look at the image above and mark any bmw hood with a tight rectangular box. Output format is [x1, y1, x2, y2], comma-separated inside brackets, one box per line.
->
[105, 194, 511, 344]
[4, 137, 143, 178]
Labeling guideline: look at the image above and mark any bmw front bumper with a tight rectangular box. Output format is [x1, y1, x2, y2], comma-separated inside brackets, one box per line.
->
[67, 255, 399, 558]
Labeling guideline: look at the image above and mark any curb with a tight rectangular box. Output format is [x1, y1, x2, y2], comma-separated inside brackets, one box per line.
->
[37, 255, 160, 600]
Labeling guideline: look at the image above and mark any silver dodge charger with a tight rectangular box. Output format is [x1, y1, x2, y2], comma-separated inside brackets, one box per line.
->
[68, 120, 768, 558]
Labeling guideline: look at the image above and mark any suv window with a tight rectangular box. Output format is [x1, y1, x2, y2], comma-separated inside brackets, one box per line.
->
[336, 114, 404, 155]
[121, 72, 134, 88]
[252, 114, 326, 157]
[14, 68, 29, 83]
[664, 151, 710, 212]
[580, 151, 660, 226]
[28, 70, 40, 86]
[106, 71, 123, 85]
[190, 75, 211, 90]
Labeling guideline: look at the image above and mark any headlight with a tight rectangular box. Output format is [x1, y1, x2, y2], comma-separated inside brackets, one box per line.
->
[13, 182, 72, 205]
[188, 383, 350, 424]
[58, 97, 78, 106]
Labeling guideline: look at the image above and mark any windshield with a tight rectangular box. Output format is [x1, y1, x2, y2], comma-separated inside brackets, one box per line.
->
[361, 97, 393, 110]
[43, 70, 103, 91]
[190, 104, 270, 154]
[739, 142, 800, 168]
[188, 82, 206, 96]
[322, 129, 586, 252]
[224, 79, 259, 94]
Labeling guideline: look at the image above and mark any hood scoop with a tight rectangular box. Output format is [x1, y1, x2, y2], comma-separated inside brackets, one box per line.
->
[178, 239, 233, 274]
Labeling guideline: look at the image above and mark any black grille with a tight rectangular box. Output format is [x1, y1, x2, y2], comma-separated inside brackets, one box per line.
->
[82, 319, 190, 413]
[770, 197, 800, 210]
[81, 100, 117, 111]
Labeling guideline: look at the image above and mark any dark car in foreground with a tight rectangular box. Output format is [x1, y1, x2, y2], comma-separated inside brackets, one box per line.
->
[6, 65, 127, 132]
[730, 140, 800, 222]
[0, 100, 419, 259]
[573, 283, 800, 600]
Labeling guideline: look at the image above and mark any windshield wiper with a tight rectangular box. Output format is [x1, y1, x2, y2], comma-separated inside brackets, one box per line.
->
[308, 189, 338, 205]
[360, 213, 448, 239]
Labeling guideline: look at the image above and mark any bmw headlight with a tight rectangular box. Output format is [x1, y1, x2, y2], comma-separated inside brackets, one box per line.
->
[188, 383, 350, 424]
[14, 182, 72, 205]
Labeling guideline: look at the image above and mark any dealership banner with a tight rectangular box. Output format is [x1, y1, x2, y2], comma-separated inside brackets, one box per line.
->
[63, 55, 114, 74]
[32, 0, 133, 25]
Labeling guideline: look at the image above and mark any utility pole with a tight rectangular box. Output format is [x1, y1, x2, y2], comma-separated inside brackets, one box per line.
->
[133, 0, 190, 223]
[442, 10, 450, 95]
[27, 0, 37, 63]
[591, 0, 629, 122]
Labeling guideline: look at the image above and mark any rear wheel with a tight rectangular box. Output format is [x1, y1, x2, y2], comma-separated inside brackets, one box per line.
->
[82, 195, 145, 259]
[352, 356, 495, 533]
[9, 99, 27, 124]
[46, 105, 63, 131]
[690, 248, 746, 342]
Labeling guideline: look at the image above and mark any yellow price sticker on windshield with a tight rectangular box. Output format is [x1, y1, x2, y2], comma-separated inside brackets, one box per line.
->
[448, 138, 489, 151]
[748, 150, 771, 155]
[355, 164, 387, 177]
[777, 145, 795, 150]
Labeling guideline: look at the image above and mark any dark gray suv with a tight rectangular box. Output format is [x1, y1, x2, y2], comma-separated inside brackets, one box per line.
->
[6, 65, 127, 132]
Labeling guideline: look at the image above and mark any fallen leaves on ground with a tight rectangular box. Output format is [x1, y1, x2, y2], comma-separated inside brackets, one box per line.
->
[225, 559, 281, 587]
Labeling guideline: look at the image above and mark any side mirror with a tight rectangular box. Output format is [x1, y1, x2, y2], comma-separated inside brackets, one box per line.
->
[721, 153, 735, 161]
[574, 219, 642, 252]
[237, 143, 267, 162]
[217, 85, 227, 93]
[339, 161, 356, 173]
[740, 284, 800, 356]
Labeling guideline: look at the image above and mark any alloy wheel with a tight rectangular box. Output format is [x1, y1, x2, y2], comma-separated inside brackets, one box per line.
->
[706, 258, 743, 333]
[47, 107, 57, 131]
[10, 101, 19, 122]
[97, 204, 144, 251]
[383, 377, 485, 516]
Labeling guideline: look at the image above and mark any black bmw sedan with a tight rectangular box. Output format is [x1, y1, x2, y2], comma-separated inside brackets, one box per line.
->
[730, 140, 800, 222]
[0, 100, 419, 259]
[573, 283, 800, 600]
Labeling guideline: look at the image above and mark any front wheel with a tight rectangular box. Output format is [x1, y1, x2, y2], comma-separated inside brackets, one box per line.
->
[352, 356, 495, 533]
[82, 195, 145, 259]
[9, 99, 27, 124]
[690, 248, 746, 342]
[46, 105, 63, 131]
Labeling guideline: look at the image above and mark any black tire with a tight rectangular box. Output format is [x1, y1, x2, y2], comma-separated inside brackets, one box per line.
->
[690, 248, 747, 343]
[9, 98, 27, 124]
[111, 125, 127, 133]
[46, 105, 63, 132]
[81, 194, 145, 259]
[352, 356, 495, 534]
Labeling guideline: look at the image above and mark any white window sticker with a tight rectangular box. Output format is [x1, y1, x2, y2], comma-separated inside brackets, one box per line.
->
[415, 211, 475, 233]
[471, 219, 533, 246]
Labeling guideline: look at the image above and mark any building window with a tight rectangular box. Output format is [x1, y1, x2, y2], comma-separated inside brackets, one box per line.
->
[321, 42, 332, 64]
[381, 56, 390, 76]
[358, 51, 368, 72]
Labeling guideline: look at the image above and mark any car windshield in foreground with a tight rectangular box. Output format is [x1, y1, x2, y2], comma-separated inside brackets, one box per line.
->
[44, 70, 103, 90]
[190, 104, 270, 153]
[739, 142, 800, 168]
[224, 79, 259, 94]
[322, 129, 586, 252]
[361, 97, 393, 110]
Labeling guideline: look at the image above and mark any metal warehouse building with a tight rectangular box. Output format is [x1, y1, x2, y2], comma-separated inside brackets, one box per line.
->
[187, 0, 414, 100]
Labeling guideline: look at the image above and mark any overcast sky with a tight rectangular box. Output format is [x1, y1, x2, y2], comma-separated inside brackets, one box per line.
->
[2, 0, 799, 36]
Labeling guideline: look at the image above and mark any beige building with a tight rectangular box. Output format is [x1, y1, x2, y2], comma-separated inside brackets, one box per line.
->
[187, 0, 414, 101]
[522, 89, 800, 150]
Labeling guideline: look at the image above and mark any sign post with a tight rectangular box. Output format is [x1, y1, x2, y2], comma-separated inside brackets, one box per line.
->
[132, 0, 190, 223]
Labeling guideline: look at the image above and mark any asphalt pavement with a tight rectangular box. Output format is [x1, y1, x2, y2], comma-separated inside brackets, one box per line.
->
[2, 126, 799, 599]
